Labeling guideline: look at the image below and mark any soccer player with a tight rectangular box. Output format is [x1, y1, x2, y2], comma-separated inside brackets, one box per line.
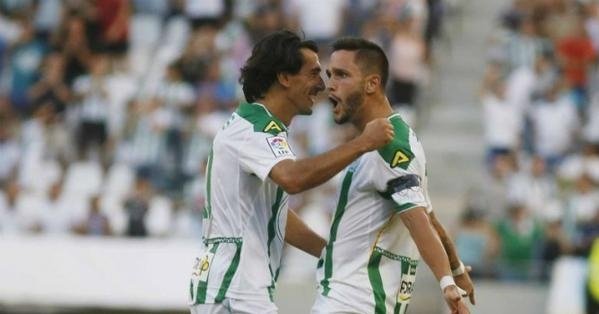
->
[188, 31, 395, 314]
[312, 38, 474, 314]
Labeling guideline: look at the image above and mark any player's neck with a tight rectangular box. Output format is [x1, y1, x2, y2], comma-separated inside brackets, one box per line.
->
[256, 94, 293, 126]
[353, 95, 393, 131]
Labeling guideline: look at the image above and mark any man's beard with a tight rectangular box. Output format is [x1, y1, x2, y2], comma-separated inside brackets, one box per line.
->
[335, 89, 364, 124]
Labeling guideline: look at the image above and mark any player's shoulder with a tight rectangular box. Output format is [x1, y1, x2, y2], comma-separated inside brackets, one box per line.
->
[235, 102, 287, 136]
[376, 114, 416, 170]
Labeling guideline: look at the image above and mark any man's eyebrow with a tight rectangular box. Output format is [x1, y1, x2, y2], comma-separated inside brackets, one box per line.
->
[331, 67, 349, 75]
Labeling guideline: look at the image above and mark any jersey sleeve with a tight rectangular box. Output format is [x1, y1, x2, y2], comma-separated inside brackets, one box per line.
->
[237, 131, 296, 182]
[372, 155, 429, 213]
[373, 118, 430, 213]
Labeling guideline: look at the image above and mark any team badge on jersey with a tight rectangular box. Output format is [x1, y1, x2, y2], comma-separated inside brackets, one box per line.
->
[267, 136, 293, 157]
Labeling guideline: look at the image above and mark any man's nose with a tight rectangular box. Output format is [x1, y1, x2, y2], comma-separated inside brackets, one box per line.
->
[317, 77, 326, 92]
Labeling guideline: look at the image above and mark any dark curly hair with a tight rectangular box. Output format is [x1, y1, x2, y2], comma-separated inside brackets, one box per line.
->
[332, 37, 389, 90]
[239, 30, 318, 103]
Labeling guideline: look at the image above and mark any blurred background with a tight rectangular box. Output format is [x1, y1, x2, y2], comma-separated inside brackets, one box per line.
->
[0, 0, 598, 313]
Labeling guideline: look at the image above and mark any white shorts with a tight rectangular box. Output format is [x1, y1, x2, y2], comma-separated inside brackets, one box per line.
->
[190, 298, 278, 314]
[311, 294, 362, 314]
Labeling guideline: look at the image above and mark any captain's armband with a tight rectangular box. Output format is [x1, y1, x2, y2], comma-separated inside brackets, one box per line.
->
[386, 174, 421, 194]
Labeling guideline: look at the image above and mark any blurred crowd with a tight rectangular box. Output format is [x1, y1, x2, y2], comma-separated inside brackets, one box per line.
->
[459, 0, 599, 283]
[0, 0, 441, 239]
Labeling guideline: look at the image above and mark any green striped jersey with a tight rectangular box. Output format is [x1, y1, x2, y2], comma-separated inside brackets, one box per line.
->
[315, 114, 433, 314]
[189, 102, 295, 305]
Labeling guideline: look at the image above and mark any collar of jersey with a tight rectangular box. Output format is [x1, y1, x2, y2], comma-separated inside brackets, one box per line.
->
[237, 102, 289, 132]
[387, 113, 402, 121]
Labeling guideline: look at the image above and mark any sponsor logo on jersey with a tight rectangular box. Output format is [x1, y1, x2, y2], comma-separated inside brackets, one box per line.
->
[397, 273, 415, 302]
[391, 150, 410, 168]
[264, 121, 282, 133]
[267, 136, 293, 158]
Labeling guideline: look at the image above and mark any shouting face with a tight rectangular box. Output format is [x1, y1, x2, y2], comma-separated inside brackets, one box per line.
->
[326, 50, 365, 124]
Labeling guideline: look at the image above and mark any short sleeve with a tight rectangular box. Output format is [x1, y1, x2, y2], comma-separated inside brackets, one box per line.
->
[373, 115, 431, 213]
[238, 131, 296, 181]
[372, 155, 428, 213]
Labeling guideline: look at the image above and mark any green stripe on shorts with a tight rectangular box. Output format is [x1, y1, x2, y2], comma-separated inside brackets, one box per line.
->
[368, 249, 387, 314]
[214, 242, 243, 302]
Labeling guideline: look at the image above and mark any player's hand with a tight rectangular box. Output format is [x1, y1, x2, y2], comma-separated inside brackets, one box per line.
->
[357, 118, 394, 151]
[455, 265, 476, 305]
[443, 285, 470, 314]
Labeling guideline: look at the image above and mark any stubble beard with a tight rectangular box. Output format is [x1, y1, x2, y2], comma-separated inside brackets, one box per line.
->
[335, 89, 364, 125]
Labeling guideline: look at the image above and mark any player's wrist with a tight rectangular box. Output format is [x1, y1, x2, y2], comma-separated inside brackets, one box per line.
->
[349, 136, 371, 154]
[439, 275, 456, 292]
[451, 261, 465, 276]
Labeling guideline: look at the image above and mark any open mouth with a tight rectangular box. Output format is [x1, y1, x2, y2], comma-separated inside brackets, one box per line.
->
[328, 95, 339, 108]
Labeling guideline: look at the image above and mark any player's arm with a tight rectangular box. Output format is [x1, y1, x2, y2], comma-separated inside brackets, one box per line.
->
[269, 118, 394, 194]
[285, 209, 326, 258]
[399, 207, 469, 314]
[429, 211, 476, 305]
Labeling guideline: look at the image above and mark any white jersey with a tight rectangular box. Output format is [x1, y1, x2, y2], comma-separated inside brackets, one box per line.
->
[189, 102, 296, 305]
[314, 114, 432, 314]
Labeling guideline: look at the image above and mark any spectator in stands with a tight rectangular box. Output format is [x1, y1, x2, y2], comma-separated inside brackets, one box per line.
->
[482, 71, 523, 166]
[557, 16, 596, 109]
[184, 0, 225, 29]
[528, 76, 580, 171]
[38, 179, 73, 235]
[153, 61, 195, 185]
[479, 152, 518, 221]
[72, 53, 111, 162]
[244, 4, 284, 45]
[124, 98, 168, 189]
[495, 203, 544, 281]
[507, 155, 558, 220]
[0, 179, 38, 235]
[388, 6, 427, 124]
[0, 116, 20, 185]
[177, 25, 219, 84]
[566, 173, 599, 225]
[586, 1, 599, 51]
[540, 218, 571, 281]
[454, 207, 499, 278]
[504, 14, 548, 71]
[51, 10, 92, 86]
[8, 16, 46, 116]
[123, 172, 152, 237]
[95, 0, 130, 55]
[575, 207, 599, 258]
[28, 52, 70, 115]
[585, 90, 599, 144]
[74, 195, 111, 236]
[287, 0, 346, 53]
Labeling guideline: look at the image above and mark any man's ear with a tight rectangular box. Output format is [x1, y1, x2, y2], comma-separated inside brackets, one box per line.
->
[277, 72, 292, 88]
[365, 74, 381, 94]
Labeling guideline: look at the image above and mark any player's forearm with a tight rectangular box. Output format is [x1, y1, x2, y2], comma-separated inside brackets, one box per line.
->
[285, 209, 326, 258]
[429, 212, 461, 270]
[274, 137, 370, 194]
[401, 208, 452, 281]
